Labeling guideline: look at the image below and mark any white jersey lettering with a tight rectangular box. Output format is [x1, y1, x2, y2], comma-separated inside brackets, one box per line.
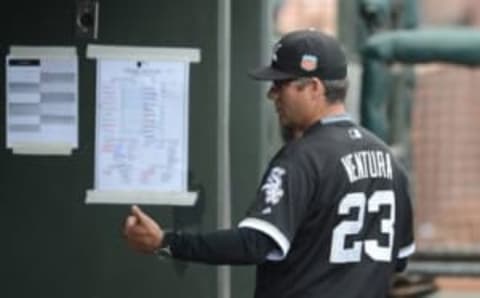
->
[341, 151, 393, 183]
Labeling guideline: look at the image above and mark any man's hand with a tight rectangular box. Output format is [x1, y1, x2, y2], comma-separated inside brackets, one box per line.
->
[123, 205, 164, 254]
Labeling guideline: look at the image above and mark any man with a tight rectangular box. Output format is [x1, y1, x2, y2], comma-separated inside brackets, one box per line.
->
[123, 29, 415, 298]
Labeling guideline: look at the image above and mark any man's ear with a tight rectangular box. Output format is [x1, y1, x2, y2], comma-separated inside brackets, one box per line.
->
[311, 77, 325, 95]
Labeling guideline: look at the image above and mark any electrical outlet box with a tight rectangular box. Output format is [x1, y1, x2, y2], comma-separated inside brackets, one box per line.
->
[76, 0, 99, 39]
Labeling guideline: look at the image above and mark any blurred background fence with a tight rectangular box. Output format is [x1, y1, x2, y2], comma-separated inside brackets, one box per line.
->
[275, 0, 480, 295]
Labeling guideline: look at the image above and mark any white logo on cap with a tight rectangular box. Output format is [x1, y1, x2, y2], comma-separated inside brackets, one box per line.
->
[272, 43, 282, 62]
[300, 54, 317, 71]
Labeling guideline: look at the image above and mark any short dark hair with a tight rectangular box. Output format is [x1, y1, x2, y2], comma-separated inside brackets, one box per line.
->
[294, 77, 348, 103]
[323, 79, 348, 103]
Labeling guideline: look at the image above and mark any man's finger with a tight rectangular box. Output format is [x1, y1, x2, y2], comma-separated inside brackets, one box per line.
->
[122, 216, 137, 238]
[131, 205, 147, 221]
[125, 225, 150, 238]
[125, 215, 138, 228]
[131, 205, 158, 228]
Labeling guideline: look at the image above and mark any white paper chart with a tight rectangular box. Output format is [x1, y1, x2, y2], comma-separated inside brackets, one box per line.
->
[6, 51, 78, 154]
[95, 59, 189, 192]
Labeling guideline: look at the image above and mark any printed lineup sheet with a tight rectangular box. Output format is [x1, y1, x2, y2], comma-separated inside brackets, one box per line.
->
[95, 59, 189, 194]
[6, 52, 78, 154]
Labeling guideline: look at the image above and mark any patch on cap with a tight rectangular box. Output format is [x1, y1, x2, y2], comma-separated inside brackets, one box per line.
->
[300, 54, 317, 72]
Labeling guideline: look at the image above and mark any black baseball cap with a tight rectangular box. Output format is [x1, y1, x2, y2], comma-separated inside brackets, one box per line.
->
[249, 29, 347, 81]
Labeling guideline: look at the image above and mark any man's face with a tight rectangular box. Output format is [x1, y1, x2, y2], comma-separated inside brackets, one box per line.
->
[268, 78, 318, 130]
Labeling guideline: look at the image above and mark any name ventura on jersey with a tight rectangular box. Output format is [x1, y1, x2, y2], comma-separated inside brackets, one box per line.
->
[340, 150, 393, 183]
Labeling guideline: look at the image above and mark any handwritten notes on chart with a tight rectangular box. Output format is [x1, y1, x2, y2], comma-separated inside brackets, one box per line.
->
[95, 60, 189, 193]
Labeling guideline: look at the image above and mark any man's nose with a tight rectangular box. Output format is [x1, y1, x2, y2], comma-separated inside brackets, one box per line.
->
[267, 85, 279, 101]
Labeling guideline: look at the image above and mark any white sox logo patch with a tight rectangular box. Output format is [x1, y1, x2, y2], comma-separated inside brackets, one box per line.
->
[261, 167, 286, 205]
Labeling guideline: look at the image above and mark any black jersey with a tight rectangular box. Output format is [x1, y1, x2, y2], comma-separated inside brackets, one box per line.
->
[238, 115, 415, 298]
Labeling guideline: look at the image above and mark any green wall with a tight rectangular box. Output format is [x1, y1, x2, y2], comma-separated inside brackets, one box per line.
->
[1, 1, 218, 298]
[0, 1, 276, 298]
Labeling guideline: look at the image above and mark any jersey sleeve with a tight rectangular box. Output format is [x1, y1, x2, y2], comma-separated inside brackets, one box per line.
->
[396, 170, 416, 259]
[238, 150, 315, 261]
[166, 228, 278, 265]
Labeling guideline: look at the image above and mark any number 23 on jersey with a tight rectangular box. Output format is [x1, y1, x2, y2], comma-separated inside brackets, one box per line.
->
[330, 190, 395, 263]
